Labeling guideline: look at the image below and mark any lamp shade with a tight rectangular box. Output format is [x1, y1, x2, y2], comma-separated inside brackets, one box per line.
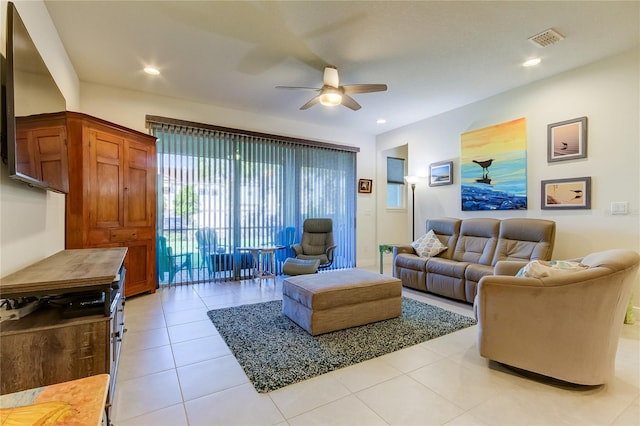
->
[404, 175, 420, 185]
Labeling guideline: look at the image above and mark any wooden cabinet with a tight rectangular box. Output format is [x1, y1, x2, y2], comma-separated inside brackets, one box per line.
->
[63, 112, 157, 297]
[0, 248, 127, 423]
[15, 114, 69, 193]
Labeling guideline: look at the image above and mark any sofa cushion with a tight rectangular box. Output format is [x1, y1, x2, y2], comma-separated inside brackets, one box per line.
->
[425, 217, 461, 259]
[452, 218, 499, 265]
[465, 263, 494, 283]
[426, 257, 469, 278]
[411, 230, 448, 258]
[395, 253, 428, 271]
[492, 218, 556, 265]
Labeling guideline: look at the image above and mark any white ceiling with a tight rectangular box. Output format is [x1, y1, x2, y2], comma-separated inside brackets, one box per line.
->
[44, 1, 640, 136]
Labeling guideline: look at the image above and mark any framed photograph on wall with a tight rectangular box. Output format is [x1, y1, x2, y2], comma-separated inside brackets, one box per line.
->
[547, 116, 588, 162]
[541, 176, 591, 210]
[358, 179, 372, 193]
[429, 161, 453, 186]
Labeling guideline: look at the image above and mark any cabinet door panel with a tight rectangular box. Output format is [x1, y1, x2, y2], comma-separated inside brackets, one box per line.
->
[0, 321, 108, 394]
[15, 129, 38, 179]
[124, 141, 156, 228]
[33, 126, 69, 192]
[122, 239, 155, 296]
[90, 130, 124, 229]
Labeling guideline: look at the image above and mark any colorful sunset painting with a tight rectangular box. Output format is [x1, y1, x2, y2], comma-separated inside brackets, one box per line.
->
[460, 118, 527, 210]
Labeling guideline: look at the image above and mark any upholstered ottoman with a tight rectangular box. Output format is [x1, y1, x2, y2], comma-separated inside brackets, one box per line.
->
[282, 269, 402, 335]
[282, 258, 320, 275]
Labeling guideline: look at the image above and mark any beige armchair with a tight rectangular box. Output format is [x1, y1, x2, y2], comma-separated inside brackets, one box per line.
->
[291, 218, 336, 268]
[475, 249, 640, 385]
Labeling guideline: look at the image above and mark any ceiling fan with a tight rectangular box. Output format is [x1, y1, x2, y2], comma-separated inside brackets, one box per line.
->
[276, 65, 387, 111]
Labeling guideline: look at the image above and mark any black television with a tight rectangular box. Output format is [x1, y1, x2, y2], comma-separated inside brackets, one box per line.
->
[2, 1, 67, 192]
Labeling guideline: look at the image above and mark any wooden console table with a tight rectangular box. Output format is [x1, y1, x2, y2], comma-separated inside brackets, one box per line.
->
[0, 248, 127, 424]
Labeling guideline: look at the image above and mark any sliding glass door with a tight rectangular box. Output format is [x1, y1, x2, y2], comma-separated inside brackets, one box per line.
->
[151, 118, 357, 285]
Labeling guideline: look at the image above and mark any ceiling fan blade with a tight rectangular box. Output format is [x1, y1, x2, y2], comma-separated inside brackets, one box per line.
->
[323, 66, 339, 88]
[276, 86, 321, 91]
[342, 84, 388, 94]
[300, 95, 320, 110]
[341, 94, 361, 111]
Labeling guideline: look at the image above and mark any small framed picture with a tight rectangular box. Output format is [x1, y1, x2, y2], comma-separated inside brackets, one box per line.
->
[541, 177, 591, 210]
[547, 116, 588, 162]
[429, 161, 453, 187]
[358, 178, 372, 193]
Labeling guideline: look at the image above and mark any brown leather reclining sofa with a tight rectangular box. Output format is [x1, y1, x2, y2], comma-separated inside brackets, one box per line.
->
[393, 217, 556, 303]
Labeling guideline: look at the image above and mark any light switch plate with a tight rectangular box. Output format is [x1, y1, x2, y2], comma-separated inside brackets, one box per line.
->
[610, 201, 629, 215]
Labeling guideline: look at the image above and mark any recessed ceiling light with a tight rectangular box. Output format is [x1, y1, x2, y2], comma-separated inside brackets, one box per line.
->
[523, 58, 541, 67]
[144, 66, 160, 75]
[376, 119, 387, 124]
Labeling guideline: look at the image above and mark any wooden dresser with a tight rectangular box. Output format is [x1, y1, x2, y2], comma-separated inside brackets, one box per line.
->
[20, 111, 158, 297]
[64, 112, 157, 297]
[0, 248, 127, 423]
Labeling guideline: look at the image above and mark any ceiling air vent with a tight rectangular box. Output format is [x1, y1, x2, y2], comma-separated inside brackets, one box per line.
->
[528, 28, 564, 47]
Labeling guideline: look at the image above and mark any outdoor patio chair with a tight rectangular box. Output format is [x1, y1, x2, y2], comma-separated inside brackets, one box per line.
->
[157, 235, 193, 284]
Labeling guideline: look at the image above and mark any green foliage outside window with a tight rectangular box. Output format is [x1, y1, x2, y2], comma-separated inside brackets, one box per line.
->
[174, 185, 199, 222]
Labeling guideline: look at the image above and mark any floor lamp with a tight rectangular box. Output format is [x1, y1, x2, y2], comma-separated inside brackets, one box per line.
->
[404, 175, 420, 241]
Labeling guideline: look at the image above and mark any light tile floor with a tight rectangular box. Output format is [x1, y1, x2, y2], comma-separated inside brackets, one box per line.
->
[112, 267, 640, 425]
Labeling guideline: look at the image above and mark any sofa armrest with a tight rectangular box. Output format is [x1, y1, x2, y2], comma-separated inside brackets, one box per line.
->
[494, 260, 528, 276]
[393, 245, 416, 256]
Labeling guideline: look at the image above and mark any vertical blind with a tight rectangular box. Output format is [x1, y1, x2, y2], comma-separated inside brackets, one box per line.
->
[148, 117, 358, 285]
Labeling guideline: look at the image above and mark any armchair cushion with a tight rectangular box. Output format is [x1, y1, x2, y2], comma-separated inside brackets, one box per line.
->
[301, 234, 331, 255]
[516, 260, 588, 278]
[411, 230, 448, 258]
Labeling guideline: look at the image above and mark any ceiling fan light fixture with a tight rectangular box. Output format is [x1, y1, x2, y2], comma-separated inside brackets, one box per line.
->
[143, 66, 160, 75]
[278, 66, 387, 111]
[319, 91, 342, 107]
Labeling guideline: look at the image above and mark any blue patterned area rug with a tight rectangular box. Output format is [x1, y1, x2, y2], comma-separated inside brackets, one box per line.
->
[207, 297, 476, 393]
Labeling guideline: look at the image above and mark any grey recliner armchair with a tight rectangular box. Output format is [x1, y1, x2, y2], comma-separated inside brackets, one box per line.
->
[291, 218, 337, 268]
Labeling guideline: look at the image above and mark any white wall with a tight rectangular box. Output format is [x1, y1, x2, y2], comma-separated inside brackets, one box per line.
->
[377, 48, 640, 305]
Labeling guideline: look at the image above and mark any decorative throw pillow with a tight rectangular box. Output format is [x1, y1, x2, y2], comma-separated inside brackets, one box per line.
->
[516, 260, 589, 278]
[411, 230, 447, 258]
